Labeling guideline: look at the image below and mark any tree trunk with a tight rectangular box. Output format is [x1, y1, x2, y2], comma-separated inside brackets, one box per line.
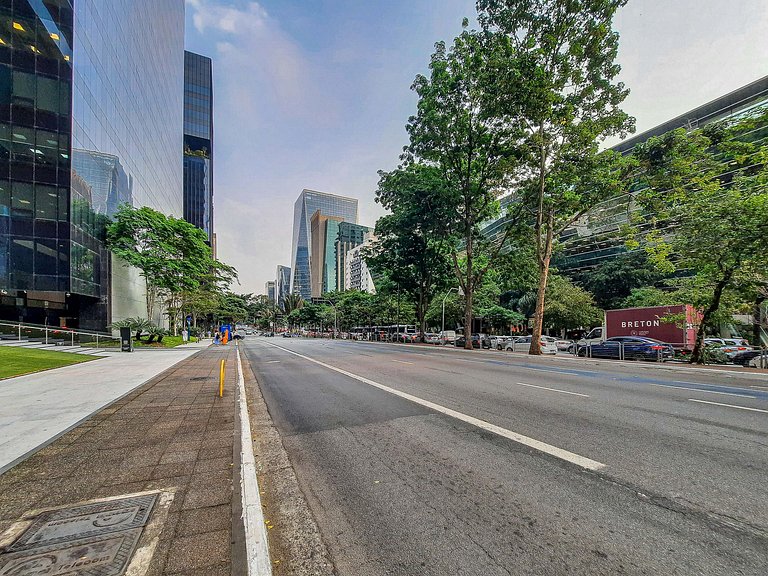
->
[690, 272, 732, 364]
[752, 295, 766, 346]
[530, 211, 554, 356]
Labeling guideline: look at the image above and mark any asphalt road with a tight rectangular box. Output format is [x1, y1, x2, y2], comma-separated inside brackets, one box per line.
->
[241, 337, 768, 575]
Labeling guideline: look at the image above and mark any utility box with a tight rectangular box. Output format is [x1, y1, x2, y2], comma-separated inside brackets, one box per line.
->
[120, 326, 133, 352]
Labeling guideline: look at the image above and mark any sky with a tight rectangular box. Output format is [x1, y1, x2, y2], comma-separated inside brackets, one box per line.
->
[183, 0, 768, 296]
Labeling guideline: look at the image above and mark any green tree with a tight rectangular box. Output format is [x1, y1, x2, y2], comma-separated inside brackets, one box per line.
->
[106, 205, 226, 325]
[543, 275, 602, 334]
[631, 113, 768, 362]
[368, 165, 453, 338]
[404, 26, 522, 348]
[578, 250, 666, 310]
[478, 0, 634, 354]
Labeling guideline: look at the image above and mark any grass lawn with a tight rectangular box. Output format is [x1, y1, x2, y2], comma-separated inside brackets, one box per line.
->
[98, 335, 200, 348]
[0, 346, 95, 379]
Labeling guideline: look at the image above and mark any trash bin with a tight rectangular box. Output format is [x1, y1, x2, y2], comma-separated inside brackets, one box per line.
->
[120, 326, 133, 352]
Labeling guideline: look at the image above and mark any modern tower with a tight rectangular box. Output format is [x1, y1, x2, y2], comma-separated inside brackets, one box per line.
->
[275, 265, 291, 310]
[0, 1, 185, 330]
[290, 189, 358, 300]
[183, 51, 214, 248]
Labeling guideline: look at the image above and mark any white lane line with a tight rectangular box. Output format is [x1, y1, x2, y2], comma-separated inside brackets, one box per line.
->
[392, 359, 414, 365]
[688, 399, 768, 414]
[262, 342, 605, 471]
[265, 360, 281, 364]
[236, 346, 273, 575]
[651, 383, 754, 398]
[515, 382, 589, 398]
[750, 385, 768, 390]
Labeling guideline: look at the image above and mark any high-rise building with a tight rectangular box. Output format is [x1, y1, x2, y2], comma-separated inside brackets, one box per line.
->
[275, 265, 290, 309]
[345, 236, 377, 294]
[0, 1, 185, 329]
[265, 281, 276, 303]
[335, 222, 370, 293]
[290, 189, 357, 300]
[183, 51, 213, 248]
[310, 210, 343, 298]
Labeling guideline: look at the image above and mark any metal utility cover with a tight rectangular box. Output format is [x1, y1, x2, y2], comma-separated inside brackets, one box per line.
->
[7, 494, 157, 552]
[0, 528, 142, 576]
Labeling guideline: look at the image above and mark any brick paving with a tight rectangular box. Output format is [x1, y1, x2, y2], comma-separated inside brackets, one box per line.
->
[0, 344, 240, 576]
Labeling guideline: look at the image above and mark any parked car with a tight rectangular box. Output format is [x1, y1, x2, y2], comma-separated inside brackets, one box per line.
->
[282, 332, 292, 338]
[489, 335, 512, 350]
[731, 349, 767, 368]
[577, 336, 674, 361]
[554, 339, 573, 352]
[393, 332, 419, 343]
[424, 333, 441, 345]
[455, 333, 491, 349]
[505, 335, 558, 354]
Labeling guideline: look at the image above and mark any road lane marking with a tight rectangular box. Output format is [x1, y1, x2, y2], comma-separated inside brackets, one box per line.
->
[261, 341, 605, 471]
[515, 382, 589, 398]
[265, 360, 281, 364]
[750, 385, 768, 390]
[392, 359, 414, 365]
[688, 399, 768, 413]
[651, 383, 754, 398]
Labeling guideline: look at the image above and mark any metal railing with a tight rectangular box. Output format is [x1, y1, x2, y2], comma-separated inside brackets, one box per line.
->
[0, 321, 120, 349]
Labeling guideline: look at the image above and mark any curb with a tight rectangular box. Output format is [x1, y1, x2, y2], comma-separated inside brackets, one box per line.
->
[235, 345, 273, 575]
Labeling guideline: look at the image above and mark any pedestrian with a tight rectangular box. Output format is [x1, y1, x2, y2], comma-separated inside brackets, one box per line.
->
[214, 331, 221, 345]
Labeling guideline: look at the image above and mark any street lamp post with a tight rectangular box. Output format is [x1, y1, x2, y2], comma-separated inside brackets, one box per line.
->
[441, 287, 459, 337]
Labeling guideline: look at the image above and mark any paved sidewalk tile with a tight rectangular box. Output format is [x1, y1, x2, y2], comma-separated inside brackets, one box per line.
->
[0, 345, 240, 576]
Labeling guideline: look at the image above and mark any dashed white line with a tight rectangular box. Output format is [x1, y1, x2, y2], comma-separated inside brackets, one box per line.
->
[262, 341, 605, 471]
[392, 359, 414, 365]
[750, 385, 768, 390]
[688, 399, 768, 414]
[515, 382, 589, 398]
[651, 383, 753, 398]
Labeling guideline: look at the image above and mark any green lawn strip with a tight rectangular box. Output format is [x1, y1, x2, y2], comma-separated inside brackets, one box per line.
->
[0, 347, 95, 379]
[97, 335, 200, 349]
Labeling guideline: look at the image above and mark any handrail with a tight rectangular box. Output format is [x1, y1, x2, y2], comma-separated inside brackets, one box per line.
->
[0, 320, 119, 348]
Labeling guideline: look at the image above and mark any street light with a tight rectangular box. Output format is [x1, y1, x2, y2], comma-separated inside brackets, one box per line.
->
[442, 287, 459, 337]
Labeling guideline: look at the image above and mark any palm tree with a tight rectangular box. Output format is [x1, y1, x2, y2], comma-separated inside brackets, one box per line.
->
[283, 293, 305, 314]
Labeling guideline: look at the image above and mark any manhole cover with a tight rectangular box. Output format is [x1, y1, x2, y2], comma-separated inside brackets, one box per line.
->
[7, 494, 156, 552]
[0, 529, 142, 576]
[0, 493, 160, 576]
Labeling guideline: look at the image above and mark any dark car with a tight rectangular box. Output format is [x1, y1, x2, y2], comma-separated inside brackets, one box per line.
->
[282, 332, 292, 338]
[731, 349, 767, 367]
[577, 336, 674, 361]
[455, 334, 491, 349]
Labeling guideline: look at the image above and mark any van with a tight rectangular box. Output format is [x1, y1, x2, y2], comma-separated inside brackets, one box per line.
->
[438, 330, 456, 345]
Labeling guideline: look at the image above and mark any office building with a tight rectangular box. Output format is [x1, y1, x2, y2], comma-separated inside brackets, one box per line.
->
[265, 281, 276, 303]
[557, 75, 768, 274]
[335, 222, 370, 293]
[183, 51, 213, 247]
[0, 1, 185, 329]
[290, 189, 358, 300]
[310, 210, 343, 298]
[345, 238, 376, 294]
[275, 265, 290, 310]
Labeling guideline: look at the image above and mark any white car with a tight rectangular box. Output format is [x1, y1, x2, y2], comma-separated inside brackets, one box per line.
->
[489, 335, 512, 350]
[424, 333, 441, 344]
[504, 336, 558, 354]
[554, 339, 573, 352]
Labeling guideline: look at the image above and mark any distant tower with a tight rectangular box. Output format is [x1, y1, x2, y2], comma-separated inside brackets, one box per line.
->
[290, 190, 358, 300]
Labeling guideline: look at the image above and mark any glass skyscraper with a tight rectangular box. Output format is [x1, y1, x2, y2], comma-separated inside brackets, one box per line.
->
[183, 51, 213, 245]
[0, 0, 184, 329]
[275, 264, 290, 309]
[290, 189, 358, 300]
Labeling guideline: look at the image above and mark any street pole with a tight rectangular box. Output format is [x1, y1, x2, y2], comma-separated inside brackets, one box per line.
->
[441, 287, 459, 336]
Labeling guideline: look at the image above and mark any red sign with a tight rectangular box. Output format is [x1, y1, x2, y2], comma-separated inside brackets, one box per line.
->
[606, 305, 699, 349]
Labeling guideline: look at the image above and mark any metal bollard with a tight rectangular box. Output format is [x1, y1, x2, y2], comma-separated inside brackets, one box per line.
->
[619, 342, 624, 361]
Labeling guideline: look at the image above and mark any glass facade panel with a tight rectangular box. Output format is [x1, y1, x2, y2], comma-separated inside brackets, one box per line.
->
[183, 51, 213, 243]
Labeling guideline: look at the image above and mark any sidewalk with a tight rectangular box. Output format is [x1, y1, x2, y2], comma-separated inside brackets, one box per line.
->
[0, 345, 239, 576]
[0, 340, 210, 474]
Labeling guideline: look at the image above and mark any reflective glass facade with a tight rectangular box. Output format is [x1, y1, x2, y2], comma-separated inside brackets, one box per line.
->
[0, 0, 73, 322]
[290, 189, 358, 300]
[183, 51, 213, 243]
[0, 0, 184, 329]
[275, 264, 290, 309]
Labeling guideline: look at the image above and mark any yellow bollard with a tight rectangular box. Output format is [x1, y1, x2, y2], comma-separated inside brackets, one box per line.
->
[219, 359, 225, 397]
